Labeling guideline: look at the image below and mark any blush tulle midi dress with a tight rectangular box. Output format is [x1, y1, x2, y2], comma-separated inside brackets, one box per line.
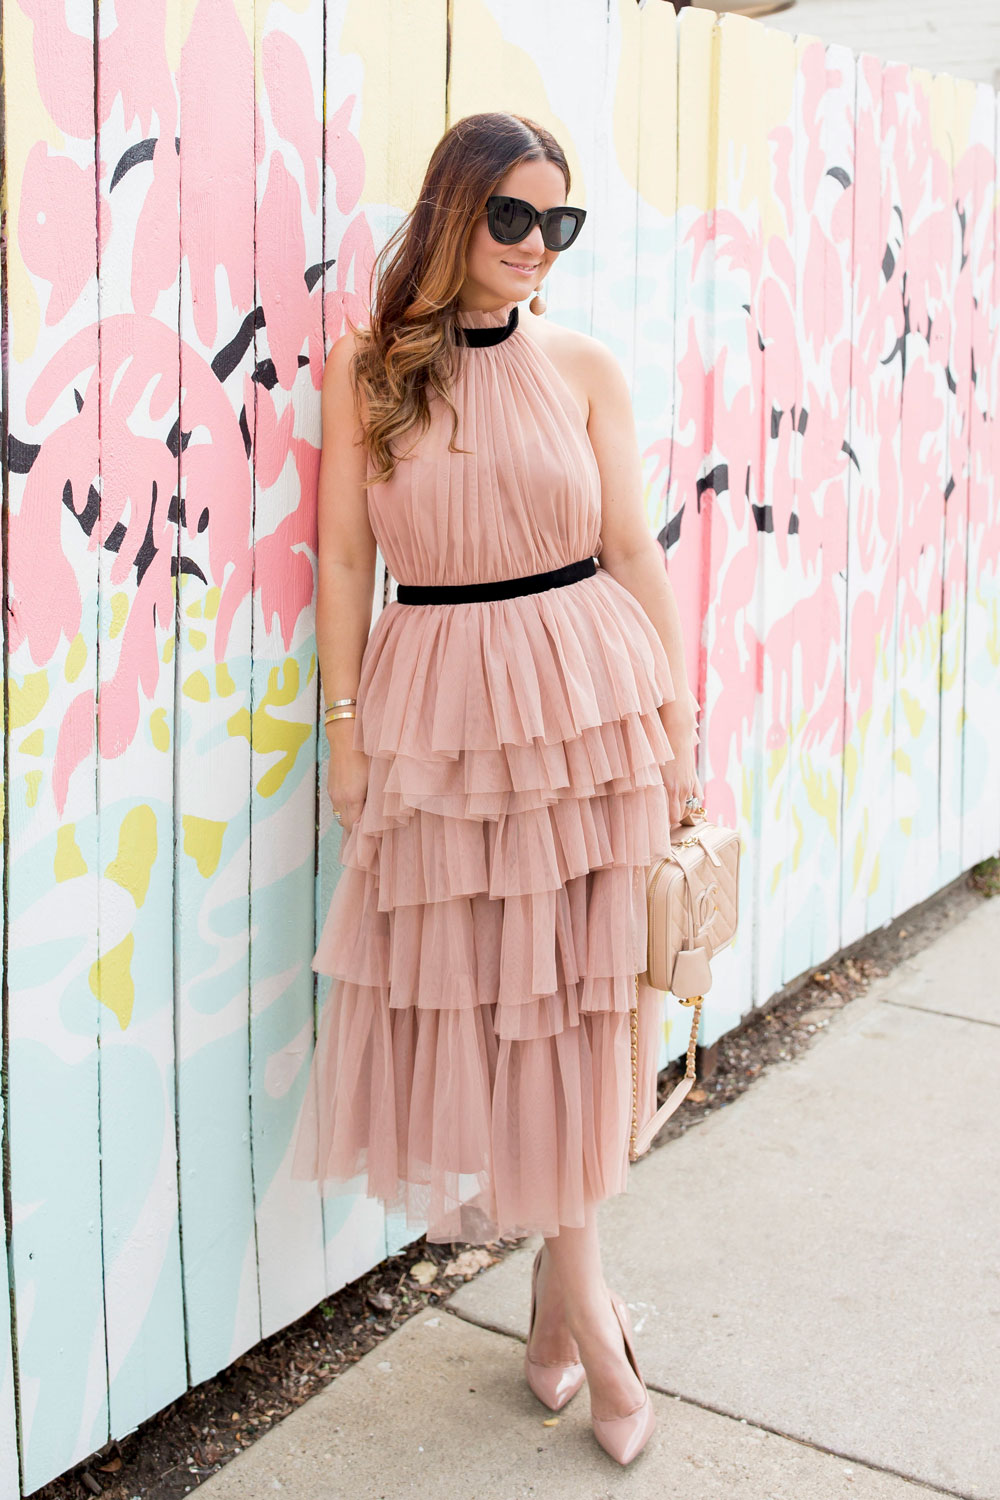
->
[290, 297, 700, 1245]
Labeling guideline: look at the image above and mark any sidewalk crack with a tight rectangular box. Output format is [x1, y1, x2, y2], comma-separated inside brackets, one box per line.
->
[883, 998, 1000, 1029]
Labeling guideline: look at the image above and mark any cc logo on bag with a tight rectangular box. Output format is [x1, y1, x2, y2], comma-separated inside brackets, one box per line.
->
[696, 883, 719, 940]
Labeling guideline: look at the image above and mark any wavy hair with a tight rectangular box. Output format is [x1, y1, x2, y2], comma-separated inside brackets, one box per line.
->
[346, 112, 572, 487]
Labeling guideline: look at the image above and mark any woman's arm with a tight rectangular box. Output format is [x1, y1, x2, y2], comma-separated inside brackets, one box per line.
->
[582, 339, 698, 742]
[316, 332, 378, 828]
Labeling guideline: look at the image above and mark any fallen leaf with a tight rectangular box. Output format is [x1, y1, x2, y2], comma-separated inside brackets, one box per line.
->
[542, 1417, 559, 1427]
[442, 1248, 495, 1278]
[97, 1458, 122, 1473]
[409, 1260, 438, 1286]
[688, 1087, 707, 1102]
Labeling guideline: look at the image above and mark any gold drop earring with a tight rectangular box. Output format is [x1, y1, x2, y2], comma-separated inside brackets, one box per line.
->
[530, 281, 546, 315]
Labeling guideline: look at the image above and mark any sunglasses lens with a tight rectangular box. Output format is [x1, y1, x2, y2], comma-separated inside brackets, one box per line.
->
[545, 211, 581, 250]
[491, 196, 534, 243]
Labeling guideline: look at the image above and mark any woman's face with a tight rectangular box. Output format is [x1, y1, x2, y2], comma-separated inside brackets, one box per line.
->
[462, 158, 570, 309]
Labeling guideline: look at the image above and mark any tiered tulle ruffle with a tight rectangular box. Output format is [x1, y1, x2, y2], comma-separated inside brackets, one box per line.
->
[291, 564, 701, 1243]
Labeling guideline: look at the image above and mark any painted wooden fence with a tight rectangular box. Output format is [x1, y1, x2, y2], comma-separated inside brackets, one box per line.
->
[1, 0, 997, 1491]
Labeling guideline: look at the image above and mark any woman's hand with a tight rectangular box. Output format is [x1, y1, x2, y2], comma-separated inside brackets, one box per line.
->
[326, 720, 370, 834]
[660, 712, 703, 827]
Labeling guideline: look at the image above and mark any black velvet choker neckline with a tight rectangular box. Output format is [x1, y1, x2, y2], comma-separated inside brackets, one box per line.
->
[455, 304, 519, 346]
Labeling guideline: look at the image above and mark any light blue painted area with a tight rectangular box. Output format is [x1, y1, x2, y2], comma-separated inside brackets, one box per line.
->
[178, 1031, 256, 1386]
[11, 1039, 106, 1494]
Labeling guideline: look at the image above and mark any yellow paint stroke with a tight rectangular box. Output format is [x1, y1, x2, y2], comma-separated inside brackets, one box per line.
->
[741, 763, 753, 825]
[105, 805, 157, 907]
[150, 706, 171, 752]
[89, 934, 134, 1031]
[162, 633, 175, 664]
[899, 690, 926, 740]
[790, 804, 804, 872]
[306, 654, 316, 685]
[618, 0, 677, 214]
[447, 0, 584, 197]
[10, 670, 48, 729]
[188, 628, 208, 651]
[852, 808, 869, 891]
[3, 0, 68, 361]
[109, 592, 129, 639]
[341, 0, 448, 212]
[185, 597, 203, 618]
[941, 632, 962, 693]
[203, 586, 221, 621]
[183, 670, 211, 702]
[843, 739, 858, 805]
[20, 729, 44, 756]
[899, 817, 913, 836]
[767, 733, 788, 791]
[893, 748, 912, 775]
[866, 851, 881, 898]
[55, 824, 88, 882]
[984, 590, 999, 665]
[712, 14, 795, 237]
[801, 759, 837, 844]
[25, 770, 42, 807]
[182, 815, 227, 878]
[66, 634, 88, 682]
[919, 71, 979, 172]
[228, 659, 312, 797]
[216, 663, 237, 697]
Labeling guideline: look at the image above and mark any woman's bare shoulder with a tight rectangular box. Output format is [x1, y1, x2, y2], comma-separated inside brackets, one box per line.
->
[518, 311, 613, 423]
[322, 325, 372, 426]
[323, 324, 368, 386]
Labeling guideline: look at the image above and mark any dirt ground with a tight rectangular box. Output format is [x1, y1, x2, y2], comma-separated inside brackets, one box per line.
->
[31, 860, 998, 1500]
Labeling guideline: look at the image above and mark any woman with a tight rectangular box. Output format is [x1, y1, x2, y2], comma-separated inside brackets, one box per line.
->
[291, 111, 702, 1466]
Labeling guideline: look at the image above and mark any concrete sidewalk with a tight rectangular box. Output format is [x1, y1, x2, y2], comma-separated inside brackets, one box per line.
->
[201, 897, 1000, 1500]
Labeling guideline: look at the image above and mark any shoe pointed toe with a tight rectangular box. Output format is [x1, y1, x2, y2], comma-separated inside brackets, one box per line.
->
[589, 1290, 656, 1465]
[523, 1350, 587, 1411]
[591, 1392, 656, 1464]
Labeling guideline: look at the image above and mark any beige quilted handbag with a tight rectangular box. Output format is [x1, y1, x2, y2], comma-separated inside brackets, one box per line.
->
[629, 806, 742, 1161]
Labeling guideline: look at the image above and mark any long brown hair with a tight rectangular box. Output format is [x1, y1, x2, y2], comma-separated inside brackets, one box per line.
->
[347, 112, 571, 487]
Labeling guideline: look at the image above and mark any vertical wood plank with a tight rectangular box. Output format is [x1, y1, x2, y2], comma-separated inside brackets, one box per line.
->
[635, 4, 722, 1064]
[0, 70, 24, 1492]
[747, 19, 797, 1012]
[249, 0, 328, 1337]
[3, 1, 108, 1487]
[841, 52, 899, 943]
[935, 72, 968, 891]
[93, 1, 187, 1437]
[681, 6, 755, 1032]
[894, 69, 946, 917]
[174, 0, 261, 1384]
[780, 35, 855, 977]
[960, 84, 1000, 864]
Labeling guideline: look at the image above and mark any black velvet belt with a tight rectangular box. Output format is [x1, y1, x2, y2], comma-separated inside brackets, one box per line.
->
[395, 555, 596, 605]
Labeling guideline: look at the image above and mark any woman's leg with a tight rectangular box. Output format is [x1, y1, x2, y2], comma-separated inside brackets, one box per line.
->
[535, 1206, 646, 1420]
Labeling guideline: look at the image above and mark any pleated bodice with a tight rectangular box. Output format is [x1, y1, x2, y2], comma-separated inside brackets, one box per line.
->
[366, 298, 603, 587]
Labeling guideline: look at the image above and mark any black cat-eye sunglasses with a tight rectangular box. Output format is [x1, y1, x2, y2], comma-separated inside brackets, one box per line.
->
[485, 194, 587, 252]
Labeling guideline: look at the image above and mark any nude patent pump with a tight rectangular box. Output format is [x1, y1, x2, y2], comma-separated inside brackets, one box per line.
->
[590, 1291, 656, 1465]
[523, 1246, 586, 1411]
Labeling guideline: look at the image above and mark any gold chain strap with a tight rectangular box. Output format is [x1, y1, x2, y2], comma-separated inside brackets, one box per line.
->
[629, 971, 705, 1161]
